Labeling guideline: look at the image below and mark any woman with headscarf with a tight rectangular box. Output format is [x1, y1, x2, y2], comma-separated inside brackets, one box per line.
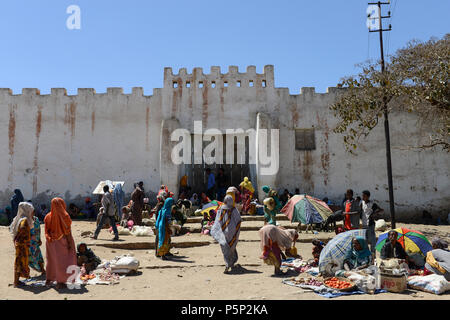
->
[131, 183, 144, 226]
[158, 185, 169, 197]
[262, 185, 281, 226]
[190, 193, 199, 206]
[226, 186, 241, 204]
[343, 237, 373, 271]
[431, 237, 449, 250]
[155, 197, 174, 260]
[44, 198, 77, 289]
[211, 195, 242, 274]
[29, 207, 45, 276]
[10, 189, 24, 219]
[259, 224, 299, 275]
[9, 202, 33, 287]
[239, 177, 255, 214]
[113, 184, 125, 220]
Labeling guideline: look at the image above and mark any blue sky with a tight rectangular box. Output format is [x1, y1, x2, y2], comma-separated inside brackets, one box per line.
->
[0, 0, 448, 95]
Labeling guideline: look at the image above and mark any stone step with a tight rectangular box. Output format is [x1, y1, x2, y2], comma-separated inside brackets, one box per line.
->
[185, 214, 289, 224]
[83, 229, 338, 250]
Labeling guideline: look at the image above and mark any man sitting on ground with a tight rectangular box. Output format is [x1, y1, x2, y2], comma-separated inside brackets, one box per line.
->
[380, 230, 409, 262]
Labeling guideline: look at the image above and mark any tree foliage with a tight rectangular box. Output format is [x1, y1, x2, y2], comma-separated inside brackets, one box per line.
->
[331, 34, 450, 153]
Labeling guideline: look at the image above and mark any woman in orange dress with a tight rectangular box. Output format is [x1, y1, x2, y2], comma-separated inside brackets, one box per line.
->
[9, 202, 34, 287]
[44, 198, 77, 289]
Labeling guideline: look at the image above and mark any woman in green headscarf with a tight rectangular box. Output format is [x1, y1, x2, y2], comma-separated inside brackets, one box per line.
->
[262, 186, 282, 226]
[155, 197, 174, 260]
[343, 237, 373, 270]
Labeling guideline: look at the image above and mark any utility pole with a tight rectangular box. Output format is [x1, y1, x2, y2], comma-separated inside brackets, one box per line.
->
[368, 1, 396, 228]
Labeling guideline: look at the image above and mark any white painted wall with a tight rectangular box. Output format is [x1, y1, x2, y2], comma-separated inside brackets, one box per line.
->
[0, 66, 448, 220]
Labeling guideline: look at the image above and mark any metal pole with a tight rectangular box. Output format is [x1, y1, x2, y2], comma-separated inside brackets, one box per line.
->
[376, 1, 396, 228]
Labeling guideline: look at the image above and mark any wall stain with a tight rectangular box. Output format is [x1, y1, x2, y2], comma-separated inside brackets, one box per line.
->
[8, 104, 17, 183]
[32, 105, 43, 196]
[202, 83, 209, 127]
[290, 100, 299, 126]
[302, 151, 314, 192]
[145, 106, 150, 151]
[91, 110, 95, 135]
[316, 111, 330, 186]
[220, 87, 225, 113]
[65, 102, 77, 141]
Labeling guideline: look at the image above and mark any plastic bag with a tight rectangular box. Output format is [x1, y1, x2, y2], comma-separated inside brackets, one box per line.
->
[114, 226, 131, 235]
[131, 226, 154, 237]
[375, 219, 387, 231]
[408, 274, 450, 295]
[110, 255, 140, 274]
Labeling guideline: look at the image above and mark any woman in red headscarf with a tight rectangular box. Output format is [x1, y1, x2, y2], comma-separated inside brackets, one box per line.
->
[44, 198, 77, 289]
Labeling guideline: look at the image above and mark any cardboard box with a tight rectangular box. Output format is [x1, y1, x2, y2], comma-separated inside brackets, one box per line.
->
[379, 273, 407, 293]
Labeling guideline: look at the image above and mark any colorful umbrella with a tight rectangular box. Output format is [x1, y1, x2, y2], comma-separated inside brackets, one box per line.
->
[318, 229, 367, 273]
[198, 200, 223, 217]
[281, 194, 333, 224]
[375, 227, 432, 256]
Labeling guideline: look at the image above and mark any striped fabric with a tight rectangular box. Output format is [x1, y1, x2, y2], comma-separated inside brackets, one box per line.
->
[319, 229, 367, 272]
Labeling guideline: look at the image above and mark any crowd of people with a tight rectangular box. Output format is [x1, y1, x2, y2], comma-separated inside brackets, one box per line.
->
[4, 169, 450, 289]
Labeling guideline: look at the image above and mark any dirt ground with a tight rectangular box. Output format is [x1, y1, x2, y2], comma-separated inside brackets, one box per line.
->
[0, 221, 449, 300]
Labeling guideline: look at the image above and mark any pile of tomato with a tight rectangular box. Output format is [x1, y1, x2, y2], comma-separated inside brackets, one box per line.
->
[80, 274, 96, 281]
[324, 277, 353, 290]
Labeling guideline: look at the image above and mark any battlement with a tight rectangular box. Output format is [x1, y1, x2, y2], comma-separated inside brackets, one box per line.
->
[0, 66, 343, 98]
[164, 65, 275, 89]
[0, 87, 156, 98]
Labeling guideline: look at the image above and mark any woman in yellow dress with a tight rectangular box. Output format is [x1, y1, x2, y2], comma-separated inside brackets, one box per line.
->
[10, 202, 34, 287]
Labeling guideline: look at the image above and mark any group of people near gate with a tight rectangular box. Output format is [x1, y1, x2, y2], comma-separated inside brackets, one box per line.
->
[7, 175, 450, 288]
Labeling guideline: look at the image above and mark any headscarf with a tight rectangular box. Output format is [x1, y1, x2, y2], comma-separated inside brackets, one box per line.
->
[432, 237, 448, 250]
[239, 177, 255, 194]
[158, 185, 169, 197]
[10, 189, 24, 216]
[9, 202, 34, 239]
[346, 237, 372, 267]
[44, 197, 72, 242]
[226, 191, 236, 206]
[222, 195, 235, 210]
[262, 185, 270, 194]
[77, 242, 101, 263]
[113, 184, 125, 208]
[211, 195, 241, 251]
[156, 198, 174, 248]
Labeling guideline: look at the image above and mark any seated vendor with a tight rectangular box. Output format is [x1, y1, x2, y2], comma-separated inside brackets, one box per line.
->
[200, 192, 211, 206]
[312, 239, 325, 267]
[77, 243, 101, 273]
[343, 237, 372, 271]
[380, 230, 409, 261]
[201, 209, 216, 235]
[120, 205, 131, 228]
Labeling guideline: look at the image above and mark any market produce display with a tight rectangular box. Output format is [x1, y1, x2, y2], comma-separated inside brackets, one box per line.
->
[324, 277, 355, 291]
[80, 274, 96, 281]
[292, 277, 323, 287]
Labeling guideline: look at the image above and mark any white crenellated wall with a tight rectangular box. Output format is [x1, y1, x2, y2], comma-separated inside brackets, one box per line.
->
[0, 65, 448, 221]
